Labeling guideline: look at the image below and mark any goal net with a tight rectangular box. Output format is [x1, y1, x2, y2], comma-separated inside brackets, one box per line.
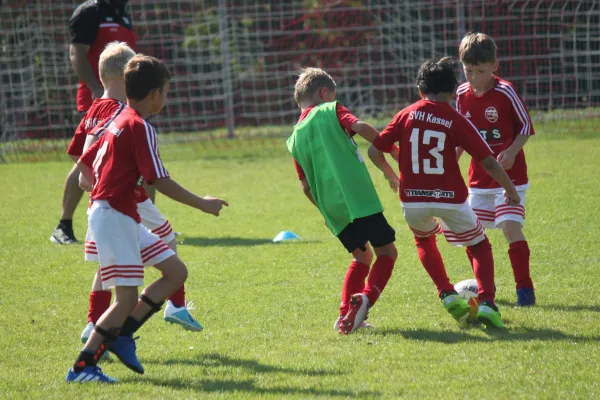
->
[1, 0, 598, 161]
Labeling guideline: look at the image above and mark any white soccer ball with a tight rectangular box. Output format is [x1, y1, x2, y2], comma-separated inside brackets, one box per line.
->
[454, 279, 479, 321]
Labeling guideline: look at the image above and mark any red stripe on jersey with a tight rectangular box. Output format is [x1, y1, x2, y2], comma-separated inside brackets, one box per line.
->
[495, 84, 531, 135]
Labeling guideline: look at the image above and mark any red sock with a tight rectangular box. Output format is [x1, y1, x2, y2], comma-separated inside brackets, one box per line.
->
[363, 255, 395, 307]
[508, 241, 534, 290]
[168, 285, 186, 308]
[340, 261, 370, 316]
[415, 236, 454, 296]
[87, 290, 111, 324]
[466, 236, 495, 303]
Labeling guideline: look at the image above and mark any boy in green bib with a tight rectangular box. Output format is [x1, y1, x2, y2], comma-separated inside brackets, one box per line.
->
[287, 68, 398, 334]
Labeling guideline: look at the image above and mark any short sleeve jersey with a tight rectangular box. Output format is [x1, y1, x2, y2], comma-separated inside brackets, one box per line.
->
[70, 0, 136, 112]
[373, 99, 493, 207]
[293, 103, 359, 180]
[67, 98, 126, 157]
[80, 107, 168, 222]
[455, 76, 535, 192]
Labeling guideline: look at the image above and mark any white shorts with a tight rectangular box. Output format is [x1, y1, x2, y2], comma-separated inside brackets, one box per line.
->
[469, 190, 526, 229]
[403, 202, 485, 247]
[85, 201, 175, 289]
[137, 199, 175, 243]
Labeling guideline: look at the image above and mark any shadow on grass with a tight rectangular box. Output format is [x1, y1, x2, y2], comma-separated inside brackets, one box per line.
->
[138, 352, 381, 397]
[146, 352, 341, 376]
[496, 299, 600, 313]
[180, 236, 319, 247]
[132, 377, 381, 398]
[372, 327, 599, 343]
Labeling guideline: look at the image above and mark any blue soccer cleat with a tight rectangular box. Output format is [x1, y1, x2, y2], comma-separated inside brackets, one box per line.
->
[108, 335, 144, 374]
[66, 366, 117, 383]
[516, 287, 536, 307]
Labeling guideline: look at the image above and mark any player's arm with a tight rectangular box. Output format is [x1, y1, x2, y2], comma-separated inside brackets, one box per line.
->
[480, 156, 520, 205]
[135, 124, 227, 216]
[458, 117, 520, 204]
[351, 121, 400, 162]
[69, 8, 103, 98]
[496, 87, 534, 170]
[497, 135, 529, 170]
[76, 139, 101, 192]
[367, 118, 401, 192]
[69, 44, 103, 98]
[300, 178, 317, 207]
[152, 178, 228, 216]
[456, 146, 465, 161]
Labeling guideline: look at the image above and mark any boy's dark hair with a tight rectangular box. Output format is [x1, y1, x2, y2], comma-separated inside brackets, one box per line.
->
[459, 32, 497, 65]
[124, 54, 171, 100]
[416, 57, 458, 95]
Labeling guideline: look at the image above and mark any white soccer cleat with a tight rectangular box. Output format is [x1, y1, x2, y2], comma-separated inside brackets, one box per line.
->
[163, 300, 204, 332]
[333, 316, 375, 331]
[339, 294, 371, 334]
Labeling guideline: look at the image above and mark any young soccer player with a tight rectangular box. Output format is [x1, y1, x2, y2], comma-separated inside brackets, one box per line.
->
[287, 68, 398, 335]
[456, 32, 536, 306]
[368, 58, 520, 328]
[66, 54, 228, 383]
[67, 43, 203, 342]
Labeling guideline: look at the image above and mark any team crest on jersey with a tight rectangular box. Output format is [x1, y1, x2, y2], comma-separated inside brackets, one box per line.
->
[485, 107, 498, 122]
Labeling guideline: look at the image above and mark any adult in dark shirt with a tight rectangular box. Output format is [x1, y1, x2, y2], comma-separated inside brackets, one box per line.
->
[51, 0, 136, 244]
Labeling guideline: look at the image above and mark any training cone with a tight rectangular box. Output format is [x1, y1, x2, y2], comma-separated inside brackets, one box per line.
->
[273, 231, 300, 243]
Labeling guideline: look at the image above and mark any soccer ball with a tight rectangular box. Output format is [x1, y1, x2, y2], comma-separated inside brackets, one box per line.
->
[454, 279, 479, 321]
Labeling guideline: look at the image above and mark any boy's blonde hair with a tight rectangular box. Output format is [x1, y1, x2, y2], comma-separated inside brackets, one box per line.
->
[294, 67, 336, 106]
[98, 41, 136, 87]
[458, 32, 497, 65]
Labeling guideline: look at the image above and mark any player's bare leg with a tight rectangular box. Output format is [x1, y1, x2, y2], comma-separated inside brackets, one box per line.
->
[502, 220, 535, 306]
[51, 164, 83, 244]
[162, 239, 203, 331]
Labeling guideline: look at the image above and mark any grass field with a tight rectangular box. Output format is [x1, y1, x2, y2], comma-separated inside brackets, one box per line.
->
[0, 126, 599, 399]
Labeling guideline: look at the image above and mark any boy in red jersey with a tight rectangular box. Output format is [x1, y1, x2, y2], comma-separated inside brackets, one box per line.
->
[289, 68, 398, 334]
[456, 32, 536, 307]
[66, 54, 228, 383]
[368, 58, 520, 328]
[68, 43, 203, 345]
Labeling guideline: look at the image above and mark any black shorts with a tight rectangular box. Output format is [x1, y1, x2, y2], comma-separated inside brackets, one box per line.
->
[337, 212, 396, 253]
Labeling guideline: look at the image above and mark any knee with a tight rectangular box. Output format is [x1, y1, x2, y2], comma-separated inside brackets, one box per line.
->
[164, 259, 188, 285]
[377, 243, 397, 261]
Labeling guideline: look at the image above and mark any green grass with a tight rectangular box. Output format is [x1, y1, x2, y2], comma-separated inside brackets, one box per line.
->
[0, 125, 599, 399]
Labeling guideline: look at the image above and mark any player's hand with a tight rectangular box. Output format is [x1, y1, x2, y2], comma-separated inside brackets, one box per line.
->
[390, 146, 400, 163]
[79, 173, 92, 192]
[201, 196, 229, 216]
[503, 190, 521, 206]
[385, 173, 400, 193]
[497, 150, 516, 170]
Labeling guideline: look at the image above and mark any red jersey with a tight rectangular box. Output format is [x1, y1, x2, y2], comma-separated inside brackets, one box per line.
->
[67, 98, 126, 158]
[70, 0, 136, 112]
[80, 107, 168, 222]
[373, 99, 493, 207]
[293, 103, 359, 180]
[455, 76, 534, 193]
